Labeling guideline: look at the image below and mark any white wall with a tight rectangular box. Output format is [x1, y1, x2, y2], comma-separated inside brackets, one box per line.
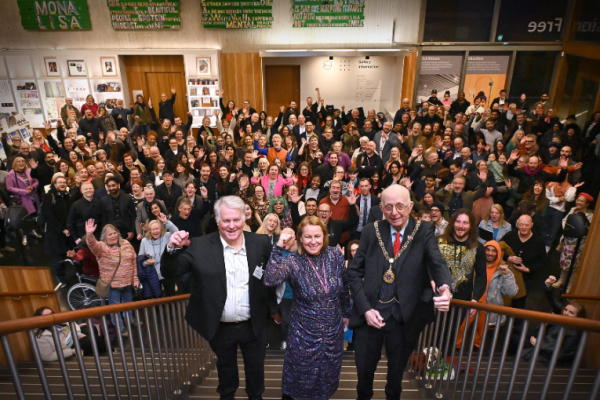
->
[0, 0, 421, 51]
[263, 55, 404, 118]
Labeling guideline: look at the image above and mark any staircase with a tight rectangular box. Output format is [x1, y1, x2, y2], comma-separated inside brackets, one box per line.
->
[186, 350, 429, 400]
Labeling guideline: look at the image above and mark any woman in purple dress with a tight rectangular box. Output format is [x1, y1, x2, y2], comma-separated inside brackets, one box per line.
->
[265, 216, 351, 400]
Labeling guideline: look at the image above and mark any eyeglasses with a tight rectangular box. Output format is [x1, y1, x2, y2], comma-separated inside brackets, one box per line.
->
[318, 209, 331, 214]
[382, 203, 410, 213]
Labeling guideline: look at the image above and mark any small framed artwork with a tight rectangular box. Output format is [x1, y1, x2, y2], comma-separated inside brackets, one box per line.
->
[196, 57, 211, 76]
[101, 57, 117, 77]
[67, 60, 87, 77]
[44, 57, 60, 77]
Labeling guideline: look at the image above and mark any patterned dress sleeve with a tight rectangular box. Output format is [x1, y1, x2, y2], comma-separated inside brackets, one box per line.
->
[335, 249, 352, 318]
[264, 244, 294, 287]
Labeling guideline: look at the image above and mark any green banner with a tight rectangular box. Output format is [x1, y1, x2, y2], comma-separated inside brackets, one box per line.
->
[107, 0, 181, 30]
[17, 0, 92, 30]
[292, 0, 365, 28]
[201, 0, 273, 29]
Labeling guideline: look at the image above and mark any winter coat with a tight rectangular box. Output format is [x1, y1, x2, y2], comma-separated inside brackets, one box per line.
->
[6, 169, 40, 214]
[35, 326, 78, 361]
[485, 269, 519, 326]
[42, 186, 74, 255]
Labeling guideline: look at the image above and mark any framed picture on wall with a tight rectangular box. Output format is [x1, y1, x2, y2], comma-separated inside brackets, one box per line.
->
[44, 57, 60, 77]
[196, 57, 211, 76]
[101, 57, 117, 77]
[67, 60, 87, 77]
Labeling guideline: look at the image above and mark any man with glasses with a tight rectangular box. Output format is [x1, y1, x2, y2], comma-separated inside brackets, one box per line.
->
[507, 149, 568, 195]
[316, 194, 358, 247]
[429, 202, 448, 237]
[348, 184, 452, 400]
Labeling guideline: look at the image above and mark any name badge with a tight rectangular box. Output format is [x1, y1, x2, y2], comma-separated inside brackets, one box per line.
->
[253, 265, 264, 279]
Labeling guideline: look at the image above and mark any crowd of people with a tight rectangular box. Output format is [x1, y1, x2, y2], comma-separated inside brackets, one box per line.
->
[5, 85, 597, 399]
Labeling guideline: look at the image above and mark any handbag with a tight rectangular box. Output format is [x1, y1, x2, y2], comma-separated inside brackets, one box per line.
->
[96, 246, 122, 299]
[9, 173, 22, 206]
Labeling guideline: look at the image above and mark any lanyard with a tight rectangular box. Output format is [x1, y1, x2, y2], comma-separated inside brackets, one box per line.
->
[306, 254, 329, 295]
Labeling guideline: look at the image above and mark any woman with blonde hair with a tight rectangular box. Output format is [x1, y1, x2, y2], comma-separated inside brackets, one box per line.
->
[85, 219, 139, 335]
[137, 213, 178, 299]
[478, 203, 512, 245]
[256, 212, 281, 246]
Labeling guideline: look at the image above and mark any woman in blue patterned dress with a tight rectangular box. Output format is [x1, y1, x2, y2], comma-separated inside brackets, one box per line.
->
[265, 216, 351, 400]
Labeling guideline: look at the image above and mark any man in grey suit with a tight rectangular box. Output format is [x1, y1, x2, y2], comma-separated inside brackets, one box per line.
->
[373, 122, 399, 164]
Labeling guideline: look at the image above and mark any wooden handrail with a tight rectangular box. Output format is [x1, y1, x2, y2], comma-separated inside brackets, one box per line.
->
[562, 294, 600, 301]
[0, 294, 190, 336]
[451, 299, 600, 333]
[1, 295, 598, 336]
[0, 290, 55, 297]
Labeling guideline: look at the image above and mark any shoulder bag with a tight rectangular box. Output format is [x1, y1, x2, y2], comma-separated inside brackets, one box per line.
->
[96, 246, 122, 299]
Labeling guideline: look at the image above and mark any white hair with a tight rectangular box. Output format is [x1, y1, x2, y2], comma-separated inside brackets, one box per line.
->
[214, 196, 246, 222]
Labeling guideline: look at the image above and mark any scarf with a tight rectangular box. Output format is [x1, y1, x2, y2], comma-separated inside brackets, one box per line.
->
[524, 164, 544, 177]
[546, 179, 572, 199]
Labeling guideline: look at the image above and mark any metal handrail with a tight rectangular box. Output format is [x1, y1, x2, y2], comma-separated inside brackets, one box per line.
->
[410, 300, 600, 400]
[1, 293, 212, 400]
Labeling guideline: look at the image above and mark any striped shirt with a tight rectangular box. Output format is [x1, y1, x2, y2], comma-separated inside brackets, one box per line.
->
[220, 236, 251, 322]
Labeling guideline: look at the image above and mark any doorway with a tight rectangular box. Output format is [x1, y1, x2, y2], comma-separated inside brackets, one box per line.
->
[122, 55, 188, 122]
[265, 65, 300, 118]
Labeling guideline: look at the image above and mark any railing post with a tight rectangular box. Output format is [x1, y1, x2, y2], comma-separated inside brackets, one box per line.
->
[540, 326, 566, 400]
[469, 312, 491, 400]
[459, 310, 480, 400]
[506, 319, 529, 400]
[153, 305, 170, 400]
[1, 335, 25, 400]
[113, 312, 134, 400]
[520, 323, 547, 400]
[133, 309, 153, 400]
[124, 311, 143, 399]
[451, 308, 471, 400]
[50, 325, 75, 400]
[86, 317, 109, 400]
[101, 314, 123, 400]
[26, 330, 53, 400]
[69, 321, 93, 400]
[444, 308, 464, 398]
[144, 307, 163, 400]
[563, 331, 587, 400]
[436, 307, 456, 398]
[491, 316, 514, 400]
[165, 302, 181, 394]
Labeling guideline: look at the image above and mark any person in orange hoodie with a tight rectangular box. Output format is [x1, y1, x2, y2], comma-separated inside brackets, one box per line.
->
[456, 240, 519, 348]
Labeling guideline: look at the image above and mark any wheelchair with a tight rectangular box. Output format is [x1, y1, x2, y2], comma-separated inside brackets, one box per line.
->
[64, 259, 104, 310]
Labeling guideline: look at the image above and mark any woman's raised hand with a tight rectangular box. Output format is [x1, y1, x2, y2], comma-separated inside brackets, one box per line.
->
[85, 219, 97, 235]
[277, 231, 295, 249]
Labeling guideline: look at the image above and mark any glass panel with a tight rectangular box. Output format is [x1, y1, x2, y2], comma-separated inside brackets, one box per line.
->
[508, 52, 558, 106]
[423, 0, 495, 42]
[495, 0, 567, 42]
[574, 0, 600, 45]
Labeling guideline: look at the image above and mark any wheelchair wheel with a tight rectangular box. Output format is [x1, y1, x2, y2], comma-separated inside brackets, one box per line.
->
[67, 283, 104, 310]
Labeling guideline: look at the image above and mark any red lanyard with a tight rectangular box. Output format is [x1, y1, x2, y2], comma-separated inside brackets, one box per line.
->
[306, 254, 329, 295]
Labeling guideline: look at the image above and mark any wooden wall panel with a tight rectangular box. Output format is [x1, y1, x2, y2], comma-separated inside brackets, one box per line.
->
[264, 65, 300, 119]
[0, 266, 60, 365]
[570, 199, 600, 368]
[220, 53, 263, 114]
[122, 55, 188, 122]
[401, 52, 418, 107]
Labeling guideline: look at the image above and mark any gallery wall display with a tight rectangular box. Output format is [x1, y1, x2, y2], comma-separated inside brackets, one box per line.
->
[101, 57, 118, 77]
[188, 78, 219, 128]
[107, 0, 181, 30]
[201, 0, 273, 29]
[292, 0, 365, 28]
[17, 0, 92, 30]
[67, 60, 87, 77]
[417, 55, 463, 104]
[44, 57, 60, 77]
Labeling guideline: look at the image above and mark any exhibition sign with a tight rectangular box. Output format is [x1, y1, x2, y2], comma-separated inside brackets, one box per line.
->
[464, 55, 510, 105]
[201, 0, 273, 29]
[107, 0, 181, 30]
[17, 0, 92, 30]
[417, 55, 463, 103]
[292, 0, 365, 28]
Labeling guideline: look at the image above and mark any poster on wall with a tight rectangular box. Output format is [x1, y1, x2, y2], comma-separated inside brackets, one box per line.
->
[417, 55, 463, 104]
[201, 0, 273, 29]
[17, 0, 91, 30]
[107, 0, 181, 30]
[495, 0, 567, 42]
[0, 113, 30, 159]
[292, 0, 365, 28]
[463, 55, 510, 107]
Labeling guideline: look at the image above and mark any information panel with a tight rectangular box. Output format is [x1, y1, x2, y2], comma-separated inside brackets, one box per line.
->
[201, 0, 273, 29]
[107, 0, 181, 30]
[292, 0, 365, 28]
[17, 0, 92, 30]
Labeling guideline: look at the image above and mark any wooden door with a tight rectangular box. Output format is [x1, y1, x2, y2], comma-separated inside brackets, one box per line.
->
[122, 55, 187, 121]
[264, 65, 300, 118]
[145, 72, 187, 120]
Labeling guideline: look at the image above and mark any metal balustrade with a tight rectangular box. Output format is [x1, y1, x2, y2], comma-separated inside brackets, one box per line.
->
[408, 299, 600, 400]
[0, 294, 215, 400]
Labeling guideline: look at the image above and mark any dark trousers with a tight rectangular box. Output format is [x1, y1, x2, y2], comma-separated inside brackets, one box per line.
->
[354, 316, 414, 400]
[208, 320, 266, 400]
[279, 298, 293, 340]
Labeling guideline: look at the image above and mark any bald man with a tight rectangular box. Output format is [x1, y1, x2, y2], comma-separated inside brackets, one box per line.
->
[348, 184, 452, 400]
[393, 98, 412, 127]
[501, 214, 546, 309]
